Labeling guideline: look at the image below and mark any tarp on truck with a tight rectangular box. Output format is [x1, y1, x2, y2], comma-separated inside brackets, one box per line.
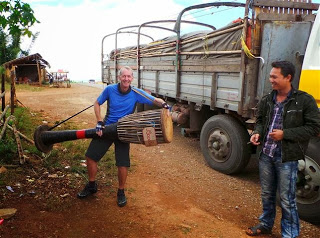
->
[109, 22, 243, 60]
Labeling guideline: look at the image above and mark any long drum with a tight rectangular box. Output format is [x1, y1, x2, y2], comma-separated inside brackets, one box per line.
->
[117, 109, 173, 145]
[34, 109, 173, 153]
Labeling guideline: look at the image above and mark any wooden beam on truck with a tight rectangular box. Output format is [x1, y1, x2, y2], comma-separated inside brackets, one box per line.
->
[252, 4, 262, 55]
[113, 64, 241, 73]
[114, 41, 176, 59]
[257, 12, 316, 21]
[180, 64, 241, 73]
[139, 65, 175, 71]
[253, 0, 319, 11]
[139, 42, 176, 52]
[108, 65, 138, 70]
[211, 73, 217, 109]
[116, 59, 137, 64]
[180, 50, 242, 55]
[181, 58, 241, 66]
[141, 60, 175, 66]
[141, 55, 187, 61]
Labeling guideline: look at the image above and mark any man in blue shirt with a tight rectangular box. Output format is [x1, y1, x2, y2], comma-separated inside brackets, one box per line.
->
[77, 66, 169, 207]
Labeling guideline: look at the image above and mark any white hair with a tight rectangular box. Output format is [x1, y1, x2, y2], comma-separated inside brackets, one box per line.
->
[118, 66, 133, 77]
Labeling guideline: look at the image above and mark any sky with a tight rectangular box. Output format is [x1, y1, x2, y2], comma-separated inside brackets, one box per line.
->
[22, 0, 320, 82]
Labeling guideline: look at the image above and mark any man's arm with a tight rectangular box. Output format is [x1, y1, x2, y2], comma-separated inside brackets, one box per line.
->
[250, 133, 260, 145]
[283, 95, 320, 141]
[250, 97, 268, 145]
[153, 97, 167, 108]
[94, 100, 104, 137]
[94, 100, 103, 122]
[132, 87, 169, 109]
[254, 99, 265, 136]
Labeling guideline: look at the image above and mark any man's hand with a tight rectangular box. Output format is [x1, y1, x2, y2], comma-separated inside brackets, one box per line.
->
[269, 129, 283, 141]
[250, 133, 260, 145]
[162, 102, 170, 109]
[96, 121, 105, 137]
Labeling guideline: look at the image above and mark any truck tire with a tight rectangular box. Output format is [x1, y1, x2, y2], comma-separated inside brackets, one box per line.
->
[200, 114, 251, 174]
[296, 138, 320, 224]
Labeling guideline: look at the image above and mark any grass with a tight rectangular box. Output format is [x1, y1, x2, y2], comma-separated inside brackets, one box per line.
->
[0, 84, 122, 215]
[0, 103, 118, 201]
[0, 106, 43, 163]
[4, 82, 45, 92]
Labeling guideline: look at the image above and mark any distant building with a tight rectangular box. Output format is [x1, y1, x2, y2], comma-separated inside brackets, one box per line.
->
[3, 53, 50, 85]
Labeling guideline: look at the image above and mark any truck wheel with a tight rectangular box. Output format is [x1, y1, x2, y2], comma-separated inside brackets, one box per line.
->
[200, 114, 251, 174]
[296, 138, 320, 224]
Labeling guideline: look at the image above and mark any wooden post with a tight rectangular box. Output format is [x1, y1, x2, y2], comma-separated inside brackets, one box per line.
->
[10, 70, 15, 115]
[12, 123, 25, 164]
[0, 115, 13, 140]
[1, 74, 5, 120]
[37, 61, 42, 86]
[41, 68, 46, 83]
[7, 124, 35, 145]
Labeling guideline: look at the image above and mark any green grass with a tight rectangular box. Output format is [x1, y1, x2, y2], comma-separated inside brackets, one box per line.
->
[4, 82, 45, 92]
[0, 102, 118, 201]
[37, 125, 118, 183]
[0, 106, 43, 163]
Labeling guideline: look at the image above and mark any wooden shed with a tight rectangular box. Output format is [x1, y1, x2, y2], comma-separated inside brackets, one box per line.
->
[3, 53, 50, 85]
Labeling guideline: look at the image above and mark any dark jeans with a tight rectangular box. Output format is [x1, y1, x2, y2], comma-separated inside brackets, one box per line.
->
[259, 153, 299, 238]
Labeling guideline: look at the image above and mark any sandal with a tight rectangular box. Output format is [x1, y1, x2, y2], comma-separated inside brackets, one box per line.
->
[246, 224, 272, 236]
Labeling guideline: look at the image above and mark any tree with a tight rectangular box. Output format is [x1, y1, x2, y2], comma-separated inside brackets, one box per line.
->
[0, 0, 39, 66]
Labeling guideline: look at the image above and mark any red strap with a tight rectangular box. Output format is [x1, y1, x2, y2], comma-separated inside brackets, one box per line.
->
[76, 130, 86, 139]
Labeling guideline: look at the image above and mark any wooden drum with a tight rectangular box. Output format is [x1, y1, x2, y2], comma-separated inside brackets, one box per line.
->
[117, 109, 173, 146]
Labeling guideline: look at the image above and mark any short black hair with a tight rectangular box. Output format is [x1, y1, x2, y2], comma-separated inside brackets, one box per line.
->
[271, 61, 295, 81]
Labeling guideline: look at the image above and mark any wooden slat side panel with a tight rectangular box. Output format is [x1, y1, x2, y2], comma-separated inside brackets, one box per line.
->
[253, 0, 319, 11]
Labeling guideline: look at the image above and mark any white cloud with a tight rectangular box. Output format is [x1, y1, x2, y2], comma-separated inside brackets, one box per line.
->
[25, 0, 319, 81]
[24, 0, 185, 81]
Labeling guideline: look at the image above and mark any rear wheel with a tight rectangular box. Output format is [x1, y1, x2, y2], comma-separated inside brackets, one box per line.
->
[296, 138, 320, 224]
[200, 114, 251, 174]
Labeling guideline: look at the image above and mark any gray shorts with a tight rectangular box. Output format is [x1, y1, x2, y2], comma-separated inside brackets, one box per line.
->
[85, 137, 130, 167]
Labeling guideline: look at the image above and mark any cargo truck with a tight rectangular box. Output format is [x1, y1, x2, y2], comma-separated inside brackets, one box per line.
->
[101, 1, 320, 223]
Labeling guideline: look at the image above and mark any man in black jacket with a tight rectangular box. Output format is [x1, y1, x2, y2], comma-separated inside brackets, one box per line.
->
[246, 61, 320, 237]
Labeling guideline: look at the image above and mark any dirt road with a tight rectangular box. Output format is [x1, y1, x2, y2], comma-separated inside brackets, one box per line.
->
[1, 84, 319, 237]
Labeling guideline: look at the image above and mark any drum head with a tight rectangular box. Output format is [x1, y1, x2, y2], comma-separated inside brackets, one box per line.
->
[160, 109, 173, 143]
[34, 124, 53, 153]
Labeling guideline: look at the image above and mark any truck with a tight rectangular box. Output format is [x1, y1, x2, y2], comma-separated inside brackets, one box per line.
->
[101, 1, 320, 223]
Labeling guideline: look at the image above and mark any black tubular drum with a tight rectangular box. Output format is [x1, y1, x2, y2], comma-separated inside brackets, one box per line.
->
[34, 123, 118, 153]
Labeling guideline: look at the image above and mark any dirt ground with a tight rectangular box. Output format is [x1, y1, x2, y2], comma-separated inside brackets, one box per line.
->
[1, 83, 319, 238]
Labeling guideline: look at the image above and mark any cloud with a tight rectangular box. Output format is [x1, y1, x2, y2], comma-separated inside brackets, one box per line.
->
[25, 0, 185, 81]
[27, 0, 311, 81]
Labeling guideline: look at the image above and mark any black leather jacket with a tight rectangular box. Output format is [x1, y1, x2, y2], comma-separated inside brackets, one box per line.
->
[254, 88, 320, 162]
